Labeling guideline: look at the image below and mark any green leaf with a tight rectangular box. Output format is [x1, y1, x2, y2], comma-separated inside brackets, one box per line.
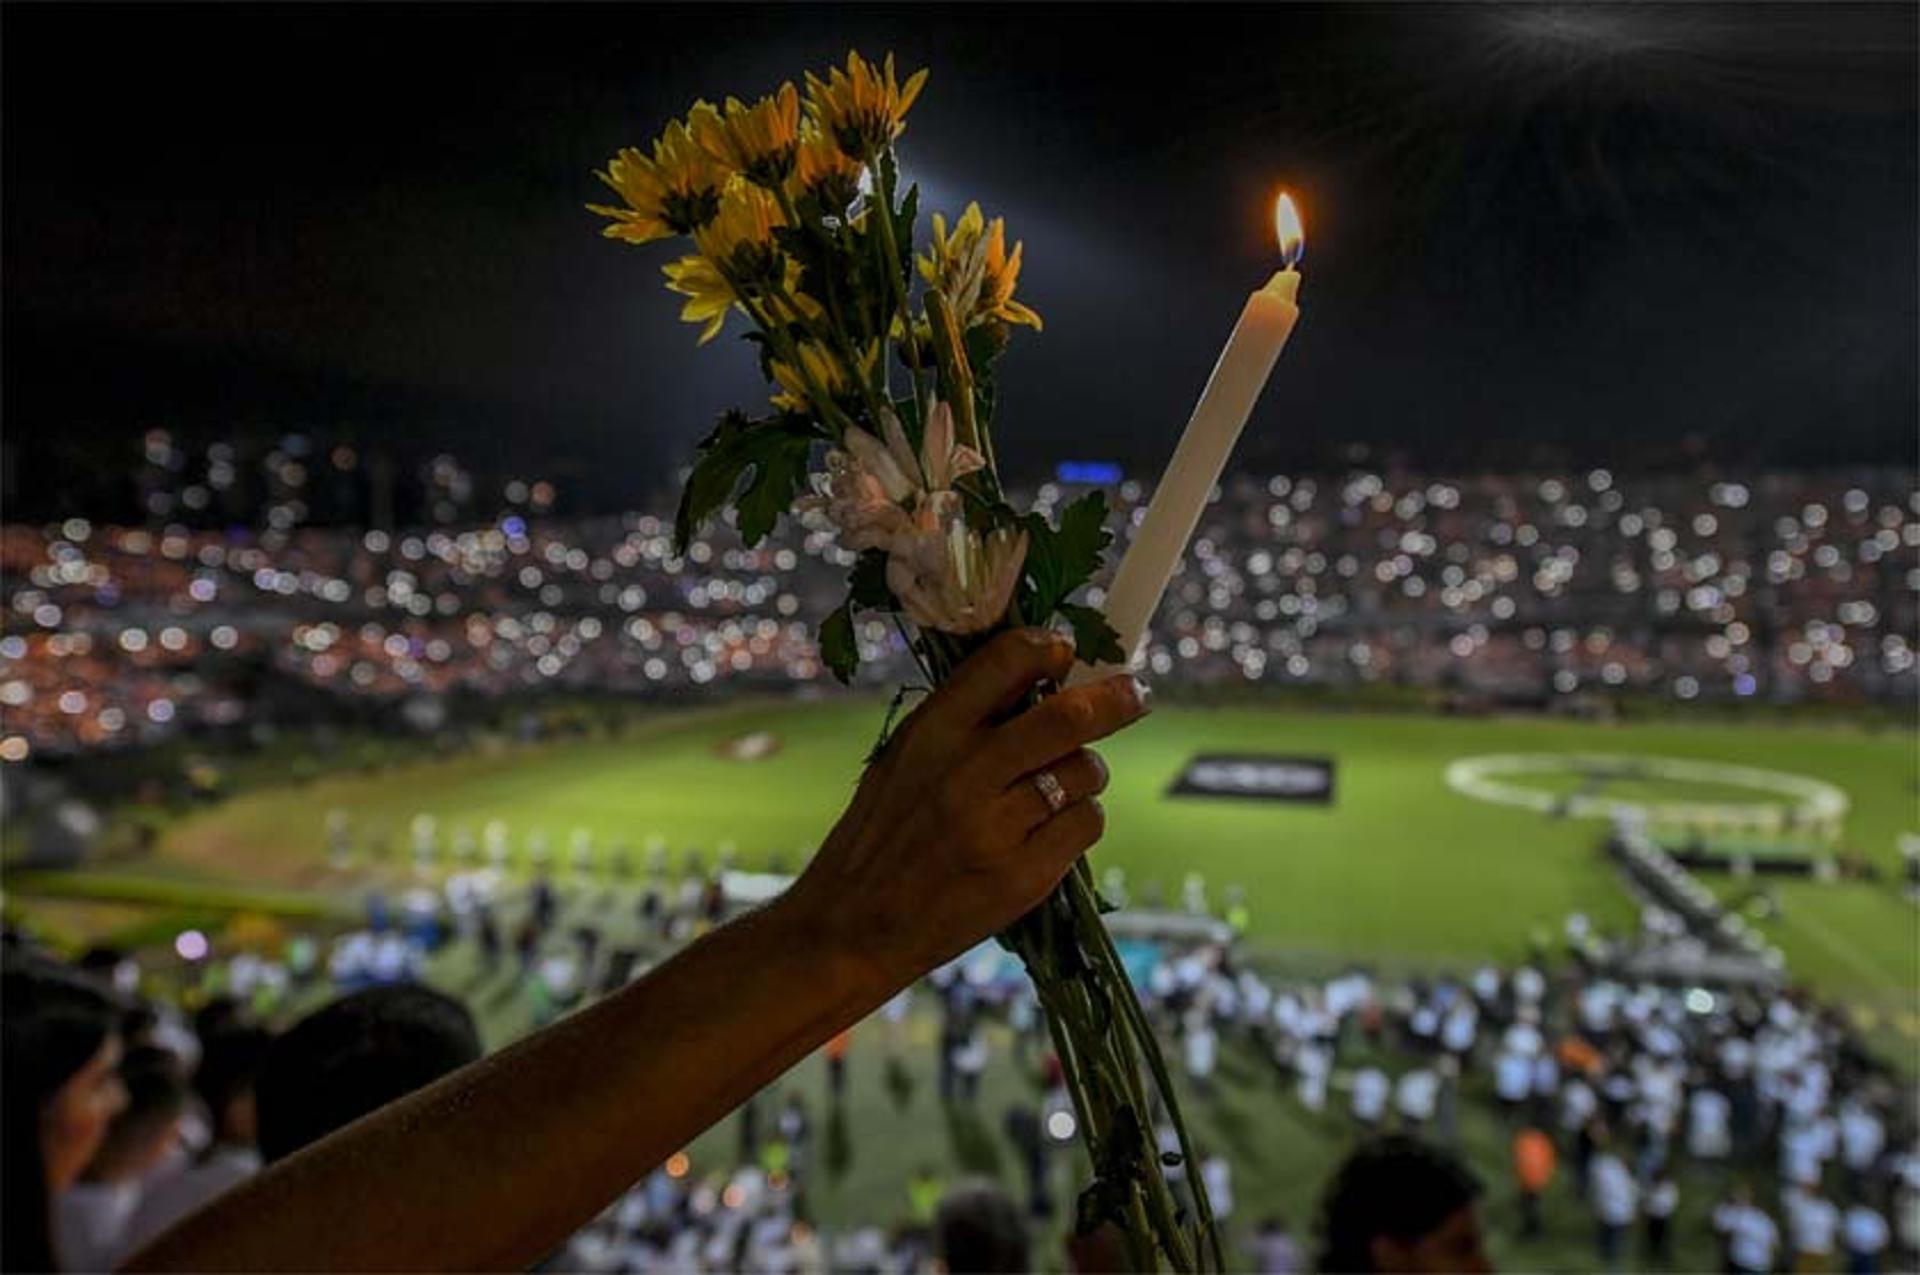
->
[1058, 602, 1126, 668]
[1021, 489, 1114, 622]
[893, 182, 919, 289]
[735, 436, 816, 548]
[673, 411, 822, 554]
[819, 601, 859, 685]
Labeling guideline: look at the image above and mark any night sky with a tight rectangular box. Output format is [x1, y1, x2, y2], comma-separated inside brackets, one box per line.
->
[4, 3, 1915, 519]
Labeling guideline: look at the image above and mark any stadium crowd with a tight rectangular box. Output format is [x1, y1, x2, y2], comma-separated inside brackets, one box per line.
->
[6, 848, 1913, 1273]
[3, 450, 1914, 758]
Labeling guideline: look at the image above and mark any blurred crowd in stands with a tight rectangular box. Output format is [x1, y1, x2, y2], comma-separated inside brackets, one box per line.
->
[6, 847, 1914, 1273]
[3, 441, 1914, 758]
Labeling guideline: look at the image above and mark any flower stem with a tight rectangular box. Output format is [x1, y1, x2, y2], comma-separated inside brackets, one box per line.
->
[1070, 862, 1226, 1271]
[869, 147, 925, 426]
[923, 287, 981, 454]
[734, 289, 857, 438]
[771, 188, 892, 430]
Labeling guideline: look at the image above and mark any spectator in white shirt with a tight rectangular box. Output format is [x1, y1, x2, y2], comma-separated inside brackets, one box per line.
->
[1201, 1154, 1235, 1223]
[1295, 1043, 1331, 1113]
[1494, 1047, 1533, 1116]
[1350, 1067, 1390, 1130]
[1842, 1201, 1889, 1274]
[1781, 1115, 1838, 1191]
[1183, 1020, 1218, 1093]
[1715, 1186, 1781, 1275]
[1512, 965, 1546, 1009]
[1786, 1186, 1840, 1270]
[1561, 1076, 1599, 1135]
[1588, 1142, 1637, 1272]
[1838, 1099, 1885, 1183]
[1395, 1067, 1440, 1131]
[1440, 1002, 1478, 1059]
[1689, 1084, 1734, 1160]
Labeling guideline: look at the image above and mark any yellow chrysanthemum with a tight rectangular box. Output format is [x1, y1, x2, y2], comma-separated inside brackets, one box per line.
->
[788, 123, 866, 216]
[586, 104, 730, 243]
[693, 181, 787, 287]
[771, 340, 877, 413]
[804, 51, 929, 159]
[662, 255, 737, 344]
[664, 254, 821, 346]
[695, 83, 803, 189]
[917, 202, 1042, 331]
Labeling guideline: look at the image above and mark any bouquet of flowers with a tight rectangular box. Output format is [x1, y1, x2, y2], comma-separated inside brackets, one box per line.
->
[589, 52, 1221, 1271]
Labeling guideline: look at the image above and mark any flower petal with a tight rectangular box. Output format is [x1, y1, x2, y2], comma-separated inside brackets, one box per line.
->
[879, 409, 922, 490]
[920, 400, 955, 491]
[842, 427, 915, 503]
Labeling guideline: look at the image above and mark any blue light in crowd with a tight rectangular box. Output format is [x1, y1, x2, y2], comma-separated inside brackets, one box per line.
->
[1734, 674, 1757, 696]
[501, 515, 527, 538]
[1056, 461, 1124, 485]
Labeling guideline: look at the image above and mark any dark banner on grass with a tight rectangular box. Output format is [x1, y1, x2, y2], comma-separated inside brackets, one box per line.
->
[1168, 755, 1336, 804]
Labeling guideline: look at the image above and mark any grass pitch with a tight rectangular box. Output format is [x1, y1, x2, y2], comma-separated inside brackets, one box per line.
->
[154, 699, 1918, 1011]
[19, 699, 1914, 1274]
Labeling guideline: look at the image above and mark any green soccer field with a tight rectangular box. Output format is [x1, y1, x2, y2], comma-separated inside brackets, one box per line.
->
[17, 697, 1915, 1274]
[151, 698, 1919, 1013]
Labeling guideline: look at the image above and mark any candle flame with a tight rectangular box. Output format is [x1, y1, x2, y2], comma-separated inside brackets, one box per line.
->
[1274, 193, 1304, 269]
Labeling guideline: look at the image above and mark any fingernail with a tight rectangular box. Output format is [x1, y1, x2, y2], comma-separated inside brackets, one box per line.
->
[1131, 676, 1153, 712]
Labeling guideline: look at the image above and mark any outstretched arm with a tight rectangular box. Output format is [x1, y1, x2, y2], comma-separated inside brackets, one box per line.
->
[125, 630, 1148, 1272]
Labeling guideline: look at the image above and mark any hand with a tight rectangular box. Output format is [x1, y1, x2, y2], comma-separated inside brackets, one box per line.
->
[781, 627, 1151, 994]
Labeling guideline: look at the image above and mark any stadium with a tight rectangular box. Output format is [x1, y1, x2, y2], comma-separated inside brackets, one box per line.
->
[4, 7, 1917, 1275]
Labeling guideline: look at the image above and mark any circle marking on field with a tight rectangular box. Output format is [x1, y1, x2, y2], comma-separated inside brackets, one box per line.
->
[1443, 753, 1849, 829]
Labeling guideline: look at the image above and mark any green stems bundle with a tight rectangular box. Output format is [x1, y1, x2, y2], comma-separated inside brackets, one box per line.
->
[590, 50, 1220, 1270]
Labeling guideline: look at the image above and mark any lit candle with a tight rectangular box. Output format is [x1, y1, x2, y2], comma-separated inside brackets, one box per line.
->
[1069, 193, 1305, 684]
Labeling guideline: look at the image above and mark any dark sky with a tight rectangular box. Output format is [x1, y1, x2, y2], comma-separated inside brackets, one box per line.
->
[4, 3, 1915, 516]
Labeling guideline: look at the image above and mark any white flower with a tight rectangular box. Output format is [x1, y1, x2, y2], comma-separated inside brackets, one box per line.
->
[839, 400, 982, 503]
[887, 513, 1028, 636]
[814, 450, 911, 551]
[811, 399, 1015, 634]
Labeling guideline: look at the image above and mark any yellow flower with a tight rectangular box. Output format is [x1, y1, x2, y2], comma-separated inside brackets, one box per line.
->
[771, 340, 876, 414]
[695, 83, 803, 188]
[788, 123, 866, 216]
[586, 104, 730, 243]
[693, 181, 786, 287]
[663, 255, 819, 345]
[805, 51, 929, 159]
[918, 202, 1042, 330]
[662, 255, 736, 344]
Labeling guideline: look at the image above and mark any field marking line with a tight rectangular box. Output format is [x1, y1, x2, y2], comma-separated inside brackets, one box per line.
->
[1442, 752, 1849, 830]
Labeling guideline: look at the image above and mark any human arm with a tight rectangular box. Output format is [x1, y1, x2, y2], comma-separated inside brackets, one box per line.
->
[125, 629, 1147, 1272]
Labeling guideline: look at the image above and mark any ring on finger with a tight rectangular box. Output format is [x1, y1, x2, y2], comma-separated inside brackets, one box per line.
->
[1033, 768, 1069, 815]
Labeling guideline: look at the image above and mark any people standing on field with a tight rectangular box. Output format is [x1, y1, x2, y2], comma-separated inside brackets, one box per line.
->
[1715, 1184, 1781, 1275]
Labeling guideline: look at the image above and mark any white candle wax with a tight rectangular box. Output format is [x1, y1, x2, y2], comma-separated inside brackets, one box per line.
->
[1068, 267, 1300, 685]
